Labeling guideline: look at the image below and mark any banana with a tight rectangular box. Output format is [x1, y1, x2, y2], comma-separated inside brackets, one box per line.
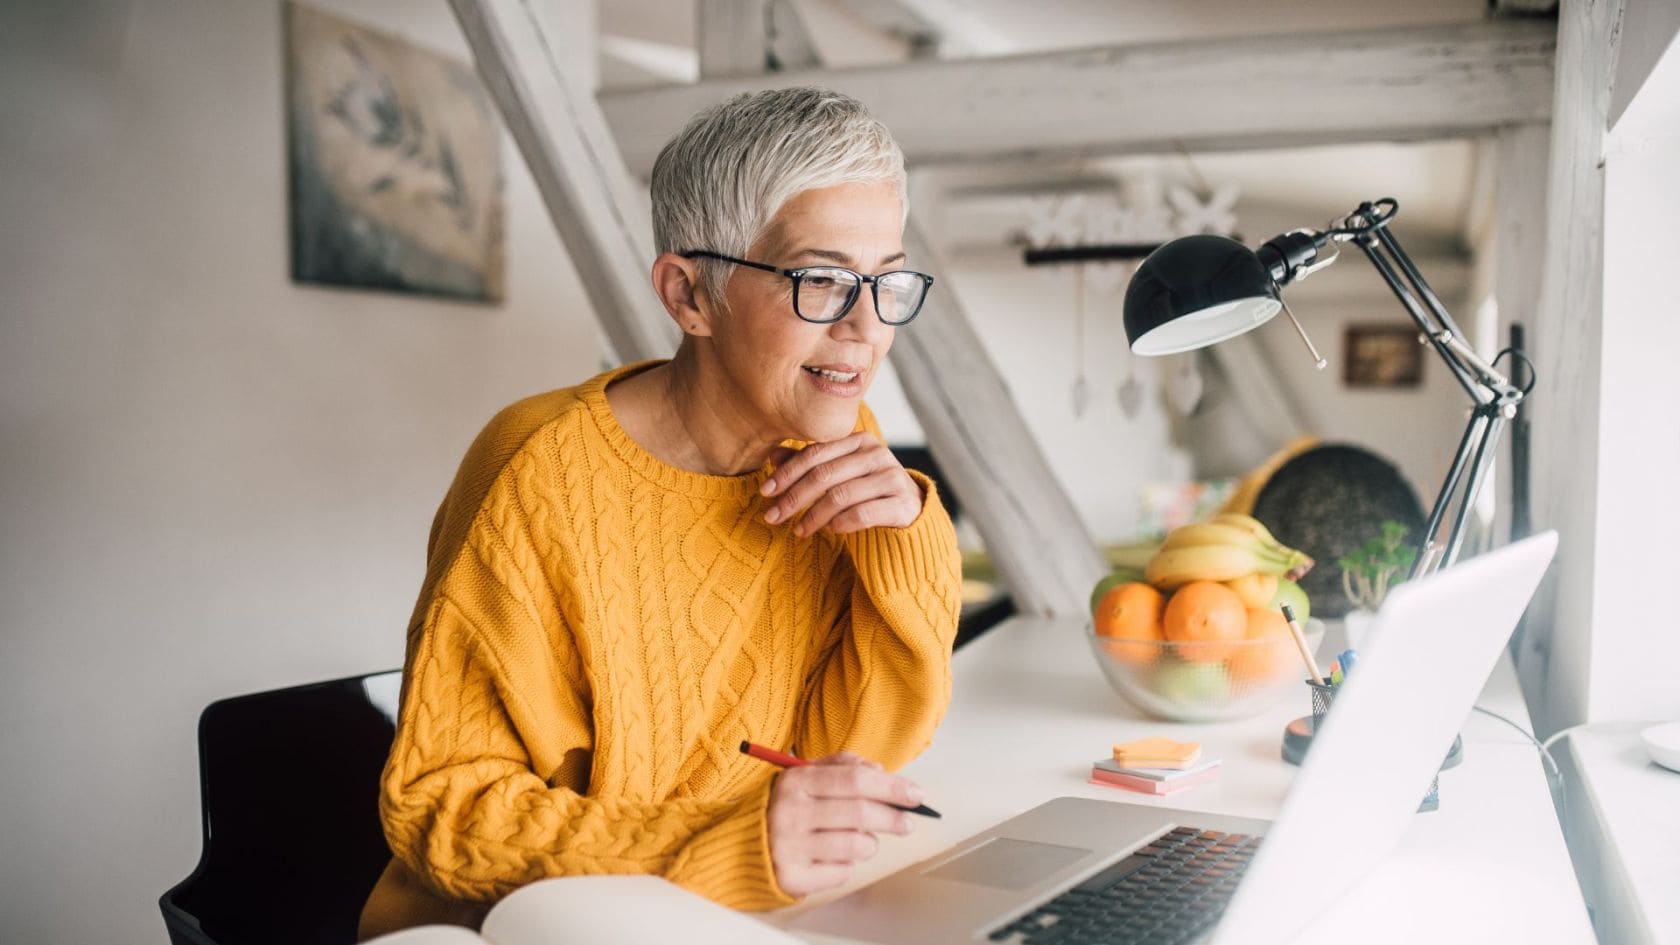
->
[1207, 513, 1284, 549]
[1160, 522, 1287, 559]
[1150, 515, 1315, 588]
[1146, 544, 1290, 589]
[1205, 513, 1315, 580]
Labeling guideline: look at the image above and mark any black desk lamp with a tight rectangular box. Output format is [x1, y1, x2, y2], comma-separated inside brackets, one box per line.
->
[1122, 199, 1535, 578]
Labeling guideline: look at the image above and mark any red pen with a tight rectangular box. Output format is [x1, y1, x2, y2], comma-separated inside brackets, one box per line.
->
[739, 740, 941, 818]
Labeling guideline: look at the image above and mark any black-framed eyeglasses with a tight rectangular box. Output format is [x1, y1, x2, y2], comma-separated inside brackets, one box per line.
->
[681, 250, 934, 326]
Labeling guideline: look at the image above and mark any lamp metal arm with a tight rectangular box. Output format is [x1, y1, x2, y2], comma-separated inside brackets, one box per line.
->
[1258, 199, 1530, 578]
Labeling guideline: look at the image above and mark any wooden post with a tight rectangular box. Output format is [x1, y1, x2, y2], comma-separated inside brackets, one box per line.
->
[697, 1, 1109, 616]
[450, 0, 679, 364]
[1489, 123, 1549, 564]
[1513, 0, 1625, 736]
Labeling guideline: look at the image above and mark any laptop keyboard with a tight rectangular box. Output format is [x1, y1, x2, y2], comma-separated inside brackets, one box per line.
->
[985, 826, 1260, 945]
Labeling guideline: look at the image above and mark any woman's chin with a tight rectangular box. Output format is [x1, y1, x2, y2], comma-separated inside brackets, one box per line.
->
[795, 406, 863, 443]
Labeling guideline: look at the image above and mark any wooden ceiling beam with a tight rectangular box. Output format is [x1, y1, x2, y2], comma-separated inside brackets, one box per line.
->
[601, 20, 1556, 178]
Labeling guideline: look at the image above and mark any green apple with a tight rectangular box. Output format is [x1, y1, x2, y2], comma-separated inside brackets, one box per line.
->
[1153, 660, 1231, 705]
[1089, 568, 1146, 616]
[1268, 578, 1311, 623]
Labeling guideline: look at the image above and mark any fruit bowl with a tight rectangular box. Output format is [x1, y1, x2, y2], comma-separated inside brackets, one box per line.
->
[1086, 619, 1325, 722]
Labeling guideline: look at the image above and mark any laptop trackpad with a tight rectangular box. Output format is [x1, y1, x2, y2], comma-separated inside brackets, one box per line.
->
[922, 837, 1091, 890]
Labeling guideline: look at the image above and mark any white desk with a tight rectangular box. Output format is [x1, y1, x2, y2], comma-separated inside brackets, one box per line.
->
[773, 615, 1595, 944]
[1560, 725, 1680, 945]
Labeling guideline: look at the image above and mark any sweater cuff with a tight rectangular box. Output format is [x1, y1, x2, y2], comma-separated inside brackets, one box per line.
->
[677, 779, 796, 912]
[841, 469, 961, 598]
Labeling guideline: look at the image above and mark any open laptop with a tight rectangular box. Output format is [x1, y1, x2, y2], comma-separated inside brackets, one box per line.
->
[791, 531, 1558, 945]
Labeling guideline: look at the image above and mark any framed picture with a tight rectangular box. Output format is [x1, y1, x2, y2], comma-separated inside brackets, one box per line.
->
[1343, 325, 1424, 388]
[284, 2, 504, 302]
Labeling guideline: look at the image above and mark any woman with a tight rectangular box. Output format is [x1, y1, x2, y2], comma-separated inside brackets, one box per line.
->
[358, 87, 961, 939]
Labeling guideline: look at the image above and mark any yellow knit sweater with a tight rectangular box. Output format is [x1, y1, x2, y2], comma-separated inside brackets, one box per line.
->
[359, 361, 961, 938]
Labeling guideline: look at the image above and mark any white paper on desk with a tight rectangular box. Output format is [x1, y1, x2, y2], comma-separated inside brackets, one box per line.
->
[480, 875, 803, 945]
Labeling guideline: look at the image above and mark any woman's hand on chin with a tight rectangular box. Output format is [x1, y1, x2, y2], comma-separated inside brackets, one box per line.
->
[759, 433, 923, 537]
[766, 751, 919, 898]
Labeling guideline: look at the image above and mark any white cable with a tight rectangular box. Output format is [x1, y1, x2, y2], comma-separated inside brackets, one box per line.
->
[1541, 723, 1591, 755]
[1468, 706, 1581, 840]
[1472, 705, 1561, 784]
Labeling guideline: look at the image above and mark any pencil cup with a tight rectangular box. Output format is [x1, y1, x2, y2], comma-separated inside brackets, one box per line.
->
[1306, 677, 1337, 724]
[1301, 677, 1441, 812]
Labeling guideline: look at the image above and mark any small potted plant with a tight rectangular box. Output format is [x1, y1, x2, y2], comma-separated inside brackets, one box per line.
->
[1338, 521, 1417, 648]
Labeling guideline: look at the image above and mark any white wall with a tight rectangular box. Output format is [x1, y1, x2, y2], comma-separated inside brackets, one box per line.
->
[0, 2, 600, 942]
[1587, 30, 1680, 724]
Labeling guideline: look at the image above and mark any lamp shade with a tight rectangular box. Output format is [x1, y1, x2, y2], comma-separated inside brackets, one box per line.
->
[1123, 234, 1282, 355]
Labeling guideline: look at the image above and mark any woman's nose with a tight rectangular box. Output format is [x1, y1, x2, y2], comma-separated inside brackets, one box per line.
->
[832, 287, 894, 344]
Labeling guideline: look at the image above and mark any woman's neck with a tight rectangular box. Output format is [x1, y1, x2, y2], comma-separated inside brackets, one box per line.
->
[615, 344, 781, 477]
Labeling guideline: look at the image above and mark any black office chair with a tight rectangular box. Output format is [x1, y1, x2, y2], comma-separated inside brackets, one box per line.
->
[160, 670, 402, 945]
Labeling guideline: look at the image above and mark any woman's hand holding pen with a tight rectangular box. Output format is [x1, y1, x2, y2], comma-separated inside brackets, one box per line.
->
[766, 752, 923, 898]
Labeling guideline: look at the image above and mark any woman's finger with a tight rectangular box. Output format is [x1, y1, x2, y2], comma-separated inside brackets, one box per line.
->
[790, 465, 903, 536]
[805, 796, 914, 834]
[808, 829, 880, 864]
[764, 448, 889, 527]
[802, 760, 925, 809]
[800, 469, 914, 536]
[760, 433, 871, 498]
[789, 862, 852, 895]
[824, 494, 920, 536]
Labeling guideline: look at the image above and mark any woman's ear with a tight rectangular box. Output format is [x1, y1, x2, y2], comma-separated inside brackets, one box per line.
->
[650, 253, 715, 337]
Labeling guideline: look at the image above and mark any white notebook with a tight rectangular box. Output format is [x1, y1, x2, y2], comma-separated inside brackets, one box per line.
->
[364, 875, 803, 945]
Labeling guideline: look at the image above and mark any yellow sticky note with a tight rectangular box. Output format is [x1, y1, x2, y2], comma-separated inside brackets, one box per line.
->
[1112, 737, 1201, 767]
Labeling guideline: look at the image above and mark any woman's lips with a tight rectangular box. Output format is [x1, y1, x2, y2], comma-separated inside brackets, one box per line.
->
[802, 364, 861, 382]
[801, 364, 865, 396]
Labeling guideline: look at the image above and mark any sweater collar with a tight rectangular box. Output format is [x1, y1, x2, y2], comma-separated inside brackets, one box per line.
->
[582, 360, 779, 502]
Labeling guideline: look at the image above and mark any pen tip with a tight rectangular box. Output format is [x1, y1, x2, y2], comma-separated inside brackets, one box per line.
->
[739, 740, 750, 754]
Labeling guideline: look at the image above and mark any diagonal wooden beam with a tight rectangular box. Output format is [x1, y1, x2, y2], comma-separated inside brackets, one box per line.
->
[698, 2, 1108, 616]
[451, 0, 678, 363]
[601, 20, 1556, 178]
[892, 227, 1109, 617]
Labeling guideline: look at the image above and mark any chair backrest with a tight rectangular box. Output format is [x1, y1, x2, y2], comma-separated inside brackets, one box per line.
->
[160, 670, 402, 945]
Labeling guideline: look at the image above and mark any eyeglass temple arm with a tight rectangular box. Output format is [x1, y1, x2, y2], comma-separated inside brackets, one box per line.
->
[680, 250, 785, 276]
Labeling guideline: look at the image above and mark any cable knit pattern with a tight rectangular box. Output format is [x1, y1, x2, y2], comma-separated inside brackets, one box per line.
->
[358, 360, 961, 939]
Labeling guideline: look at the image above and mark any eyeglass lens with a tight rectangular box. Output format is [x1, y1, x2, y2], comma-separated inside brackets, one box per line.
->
[796, 268, 928, 324]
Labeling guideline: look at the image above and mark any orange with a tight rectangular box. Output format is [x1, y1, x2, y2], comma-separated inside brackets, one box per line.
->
[1162, 581, 1248, 663]
[1229, 606, 1294, 681]
[1093, 582, 1166, 664]
[1223, 572, 1279, 609]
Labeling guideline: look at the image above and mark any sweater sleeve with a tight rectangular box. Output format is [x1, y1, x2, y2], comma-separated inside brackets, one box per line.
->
[379, 514, 793, 911]
[791, 411, 963, 769]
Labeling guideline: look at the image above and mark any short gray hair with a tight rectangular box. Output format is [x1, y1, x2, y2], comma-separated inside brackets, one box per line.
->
[650, 87, 907, 308]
